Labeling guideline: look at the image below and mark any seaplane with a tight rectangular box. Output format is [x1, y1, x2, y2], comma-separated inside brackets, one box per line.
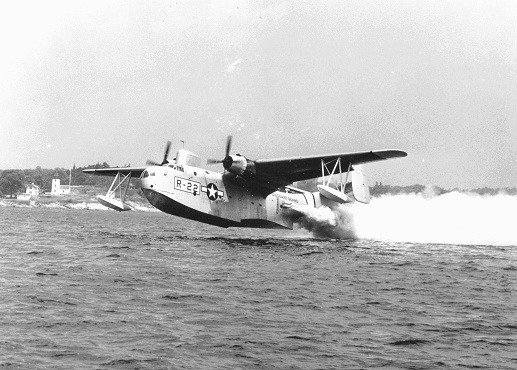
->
[83, 137, 407, 229]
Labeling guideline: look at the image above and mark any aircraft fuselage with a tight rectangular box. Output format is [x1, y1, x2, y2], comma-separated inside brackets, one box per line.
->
[140, 164, 320, 229]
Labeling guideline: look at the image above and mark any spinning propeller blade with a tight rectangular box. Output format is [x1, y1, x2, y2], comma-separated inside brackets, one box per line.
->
[146, 159, 161, 166]
[206, 158, 222, 164]
[207, 135, 233, 166]
[225, 135, 232, 158]
[162, 141, 171, 165]
[147, 141, 172, 166]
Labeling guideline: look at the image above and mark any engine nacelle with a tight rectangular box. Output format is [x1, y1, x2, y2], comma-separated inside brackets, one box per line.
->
[223, 155, 256, 177]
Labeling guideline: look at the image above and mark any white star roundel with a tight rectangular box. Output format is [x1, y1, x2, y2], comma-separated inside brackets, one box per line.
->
[202, 183, 224, 201]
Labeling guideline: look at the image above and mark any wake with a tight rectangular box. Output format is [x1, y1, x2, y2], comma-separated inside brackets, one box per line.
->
[298, 191, 517, 246]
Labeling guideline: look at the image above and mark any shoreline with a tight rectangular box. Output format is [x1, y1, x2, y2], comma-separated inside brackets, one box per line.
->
[0, 198, 156, 212]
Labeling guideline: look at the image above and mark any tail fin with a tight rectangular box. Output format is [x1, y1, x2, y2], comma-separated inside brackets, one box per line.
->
[352, 165, 370, 204]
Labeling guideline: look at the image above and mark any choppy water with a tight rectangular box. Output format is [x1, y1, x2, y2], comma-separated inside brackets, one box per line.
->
[1, 207, 516, 369]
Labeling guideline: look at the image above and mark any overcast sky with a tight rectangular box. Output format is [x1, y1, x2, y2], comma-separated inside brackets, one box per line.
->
[1, 0, 516, 188]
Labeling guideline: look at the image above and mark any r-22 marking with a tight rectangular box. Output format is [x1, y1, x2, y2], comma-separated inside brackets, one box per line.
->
[174, 177, 201, 195]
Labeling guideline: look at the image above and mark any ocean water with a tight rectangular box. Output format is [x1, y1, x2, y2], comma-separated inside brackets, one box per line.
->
[1, 206, 516, 369]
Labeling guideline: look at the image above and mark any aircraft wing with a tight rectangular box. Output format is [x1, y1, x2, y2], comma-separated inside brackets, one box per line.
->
[82, 166, 146, 177]
[254, 149, 407, 184]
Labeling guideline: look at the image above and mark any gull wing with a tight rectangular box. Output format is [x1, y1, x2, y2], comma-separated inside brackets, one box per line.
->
[82, 166, 146, 177]
[254, 149, 407, 185]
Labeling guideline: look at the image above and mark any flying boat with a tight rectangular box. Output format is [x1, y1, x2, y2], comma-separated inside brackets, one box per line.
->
[84, 137, 407, 229]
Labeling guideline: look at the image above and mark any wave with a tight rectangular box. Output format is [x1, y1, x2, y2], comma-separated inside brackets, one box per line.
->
[298, 191, 517, 246]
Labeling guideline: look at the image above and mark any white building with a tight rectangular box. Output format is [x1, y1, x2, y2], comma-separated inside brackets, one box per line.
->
[16, 183, 40, 200]
[51, 179, 70, 196]
[26, 183, 40, 196]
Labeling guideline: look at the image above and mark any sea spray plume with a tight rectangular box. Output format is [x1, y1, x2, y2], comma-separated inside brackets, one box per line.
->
[351, 191, 517, 246]
[296, 205, 357, 239]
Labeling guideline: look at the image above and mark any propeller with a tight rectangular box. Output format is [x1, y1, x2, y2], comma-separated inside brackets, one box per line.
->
[207, 135, 233, 167]
[147, 141, 172, 166]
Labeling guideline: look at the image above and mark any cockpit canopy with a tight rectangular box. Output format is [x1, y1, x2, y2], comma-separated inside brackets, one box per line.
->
[140, 148, 198, 179]
[141, 169, 155, 178]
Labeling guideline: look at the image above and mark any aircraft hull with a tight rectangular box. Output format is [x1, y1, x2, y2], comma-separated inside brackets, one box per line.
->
[142, 188, 240, 228]
[139, 165, 317, 229]
[142, 187, 297, 229]
[140, 166, 307, 229]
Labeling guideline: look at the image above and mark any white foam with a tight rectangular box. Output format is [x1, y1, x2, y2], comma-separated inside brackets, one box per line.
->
[351, 192, 517, 246]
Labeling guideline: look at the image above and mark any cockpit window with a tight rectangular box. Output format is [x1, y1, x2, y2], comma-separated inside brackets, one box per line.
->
[141, 170, 149, 178]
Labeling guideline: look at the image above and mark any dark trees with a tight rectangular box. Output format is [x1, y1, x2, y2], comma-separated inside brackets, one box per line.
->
[0, 170, 24, 198]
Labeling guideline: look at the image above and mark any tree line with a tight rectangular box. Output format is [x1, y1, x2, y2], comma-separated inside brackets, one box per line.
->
[0, 163, 115, 198]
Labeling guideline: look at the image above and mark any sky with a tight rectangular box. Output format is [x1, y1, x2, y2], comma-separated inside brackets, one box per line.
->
[1, 0, 516, 189]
